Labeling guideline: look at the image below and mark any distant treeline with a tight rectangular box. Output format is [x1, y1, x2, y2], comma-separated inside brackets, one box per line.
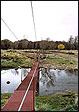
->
[1, 35, 78, 50]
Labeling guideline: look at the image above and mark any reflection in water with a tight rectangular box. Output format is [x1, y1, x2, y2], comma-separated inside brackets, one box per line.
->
[22, 69, 29, 77]
[39, 68, 78, 96]
[22, 68, 30, 80]
[11, 69, 19, 75]
[40, 68, 56, 88]
[65, 69, 78, 76]
[1, 68, 31, 93]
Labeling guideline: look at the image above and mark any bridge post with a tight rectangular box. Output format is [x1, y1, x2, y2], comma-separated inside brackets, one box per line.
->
[21, 68, 22, 82]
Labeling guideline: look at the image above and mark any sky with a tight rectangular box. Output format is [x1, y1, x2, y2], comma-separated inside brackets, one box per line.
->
[1, 1, 78, 42]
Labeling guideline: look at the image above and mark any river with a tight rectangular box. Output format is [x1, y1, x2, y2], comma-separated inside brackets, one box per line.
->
[1, 68, 78, 95]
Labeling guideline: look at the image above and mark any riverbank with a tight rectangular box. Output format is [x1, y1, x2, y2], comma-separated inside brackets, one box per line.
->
[1, 49, 78, 70]
[35, 92, 78, 111]
[1, 92, 78, 111]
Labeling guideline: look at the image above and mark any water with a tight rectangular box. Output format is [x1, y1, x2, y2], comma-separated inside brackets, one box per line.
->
[1, 68, 31, 93]
[39, 68, 78, 96]
[1, 68, 78, 95]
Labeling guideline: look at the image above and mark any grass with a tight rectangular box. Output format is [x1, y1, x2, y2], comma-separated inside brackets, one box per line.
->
[1, 92, 78, 111]
[1, 49, 78, 69]
[39, 50, 77, 69]
[1, 60, 34, 68]
[1, 93, 12, 108]
[48, 57, 76, 65]
[1, 49, 34, 68]
[47, 50, 78, 55]
[35, 92, 78, 111]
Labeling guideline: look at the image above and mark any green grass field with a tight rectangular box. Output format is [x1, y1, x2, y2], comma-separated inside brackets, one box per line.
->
[1, 92, 78, 111]
[35, 92, 78, 111]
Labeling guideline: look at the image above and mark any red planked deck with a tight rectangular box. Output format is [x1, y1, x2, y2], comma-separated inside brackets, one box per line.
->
[1, 61, 39, 111]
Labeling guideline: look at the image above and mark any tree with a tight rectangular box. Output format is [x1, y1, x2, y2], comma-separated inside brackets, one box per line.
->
[68, 35, 74, 49]
[1, 39, 13, 49]
[1, 41, 5, 49]
[74, 36, 78, 50]
[13, 41, 19, 49]
[46, 37, 50, 41]
[21, 39, 28, 49]
[27, 41, 32, 49]
[18, 41, 22, 49]
[67, 35, 78, 50]
[39, 40, 48, 50]
[58, 44, 65, 50]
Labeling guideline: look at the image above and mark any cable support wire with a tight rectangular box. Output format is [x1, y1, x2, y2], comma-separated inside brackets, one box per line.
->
[1, 17, 19, 41]
[30, 1, 37, 41]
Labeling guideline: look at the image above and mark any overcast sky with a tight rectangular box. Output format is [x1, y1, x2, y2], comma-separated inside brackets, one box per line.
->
[1, 1, 78, 42]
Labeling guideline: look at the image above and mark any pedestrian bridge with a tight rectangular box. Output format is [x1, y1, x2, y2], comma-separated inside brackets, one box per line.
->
[1, 61, 39, 111]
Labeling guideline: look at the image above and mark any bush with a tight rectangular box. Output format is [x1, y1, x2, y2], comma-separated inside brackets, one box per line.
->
[58, 44, 65, 50]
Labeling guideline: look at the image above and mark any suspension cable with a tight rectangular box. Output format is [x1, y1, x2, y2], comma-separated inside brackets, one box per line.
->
[30, 1, 37, 41]
[1, 17, 19, 41]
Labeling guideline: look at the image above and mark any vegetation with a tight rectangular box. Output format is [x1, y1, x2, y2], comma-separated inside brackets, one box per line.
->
[39, 50, 78, 70]
[1, 49, 34, 68]
[1, 49, 78, 69]
[1, 93, 12, 108]
[35, 92, 78, 111]
[58, 44, 65, 50]
[1, 35, 78, 50]
[1, 92, 78, 111]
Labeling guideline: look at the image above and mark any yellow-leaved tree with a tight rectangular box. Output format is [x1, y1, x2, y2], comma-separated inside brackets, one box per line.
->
[58, 44, 65, 50]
